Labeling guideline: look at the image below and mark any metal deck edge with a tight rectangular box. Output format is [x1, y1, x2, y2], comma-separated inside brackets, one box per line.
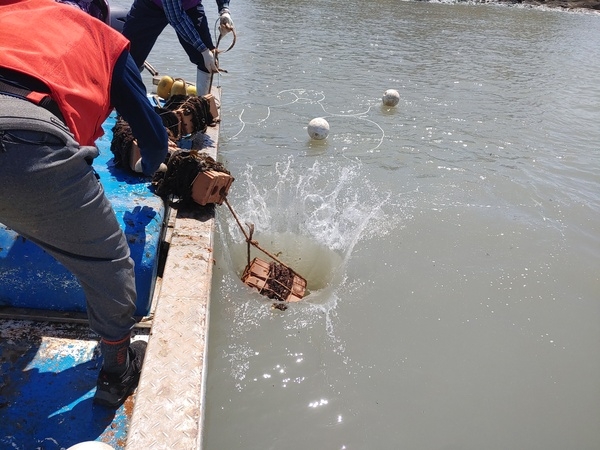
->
[126, 88, 221, 450]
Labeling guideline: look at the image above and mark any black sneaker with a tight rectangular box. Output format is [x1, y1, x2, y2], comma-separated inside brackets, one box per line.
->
[93, 340, 147, 408]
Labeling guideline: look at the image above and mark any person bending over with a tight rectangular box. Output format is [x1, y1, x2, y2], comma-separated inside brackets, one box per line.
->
[0, 0, 169, 408]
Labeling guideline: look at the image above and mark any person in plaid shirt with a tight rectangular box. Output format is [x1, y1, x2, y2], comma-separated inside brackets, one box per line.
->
[123, 0, 233, 95]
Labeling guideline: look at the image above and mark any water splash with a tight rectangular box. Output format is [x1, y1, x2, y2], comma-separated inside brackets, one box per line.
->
[219, 157, 389, 295]
[213, 156, 392, 386]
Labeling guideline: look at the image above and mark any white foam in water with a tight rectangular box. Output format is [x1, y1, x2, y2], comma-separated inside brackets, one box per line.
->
[217, 156, 391, 315]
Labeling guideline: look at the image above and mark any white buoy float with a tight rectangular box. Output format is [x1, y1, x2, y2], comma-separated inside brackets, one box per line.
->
[307, 117, 330, 140]
[382, 89, 400, 107]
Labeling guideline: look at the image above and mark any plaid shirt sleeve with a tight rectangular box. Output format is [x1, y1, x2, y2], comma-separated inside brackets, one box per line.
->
[162, 0, 207, 53]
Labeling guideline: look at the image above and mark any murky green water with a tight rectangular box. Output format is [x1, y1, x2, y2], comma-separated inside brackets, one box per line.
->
[114, 0, 600, 447]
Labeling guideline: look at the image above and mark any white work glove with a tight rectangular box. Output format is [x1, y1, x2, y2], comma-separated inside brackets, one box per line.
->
[201, 48, 219, 73]
[134, 158, 143, 173]
[219, 8, 233, 35]
[134, 158, 167, 174]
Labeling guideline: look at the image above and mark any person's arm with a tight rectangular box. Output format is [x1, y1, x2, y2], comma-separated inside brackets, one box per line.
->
[110, 50, 168, 176]
[216, 0, 233, 34]
[162, 0, 207, 53]
[217, 0, 230, 13]
[162, 0, 218, 72]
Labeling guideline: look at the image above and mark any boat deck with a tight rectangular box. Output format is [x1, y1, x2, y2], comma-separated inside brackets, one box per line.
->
[0, 89, 220, 449]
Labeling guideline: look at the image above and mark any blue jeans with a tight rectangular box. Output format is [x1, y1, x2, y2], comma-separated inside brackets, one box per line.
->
[0, 128, 136, 341]
[122, 0, 214, 72]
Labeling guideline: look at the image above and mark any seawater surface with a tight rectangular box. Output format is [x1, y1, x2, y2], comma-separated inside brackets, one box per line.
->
[113, 0, 600, 448]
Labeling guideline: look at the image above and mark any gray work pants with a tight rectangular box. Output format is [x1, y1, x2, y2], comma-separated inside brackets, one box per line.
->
[0, 126, 136, 341]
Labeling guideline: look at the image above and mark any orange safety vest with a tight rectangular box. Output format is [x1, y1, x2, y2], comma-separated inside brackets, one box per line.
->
[0, 0, 130, 145]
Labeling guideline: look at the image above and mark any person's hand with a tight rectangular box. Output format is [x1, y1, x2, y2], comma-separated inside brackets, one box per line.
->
[201, 48, 219, 73]
[219, 8, 233, 35]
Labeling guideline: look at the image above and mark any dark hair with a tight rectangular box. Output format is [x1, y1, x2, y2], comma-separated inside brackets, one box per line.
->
[55, 0, 109, 24]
